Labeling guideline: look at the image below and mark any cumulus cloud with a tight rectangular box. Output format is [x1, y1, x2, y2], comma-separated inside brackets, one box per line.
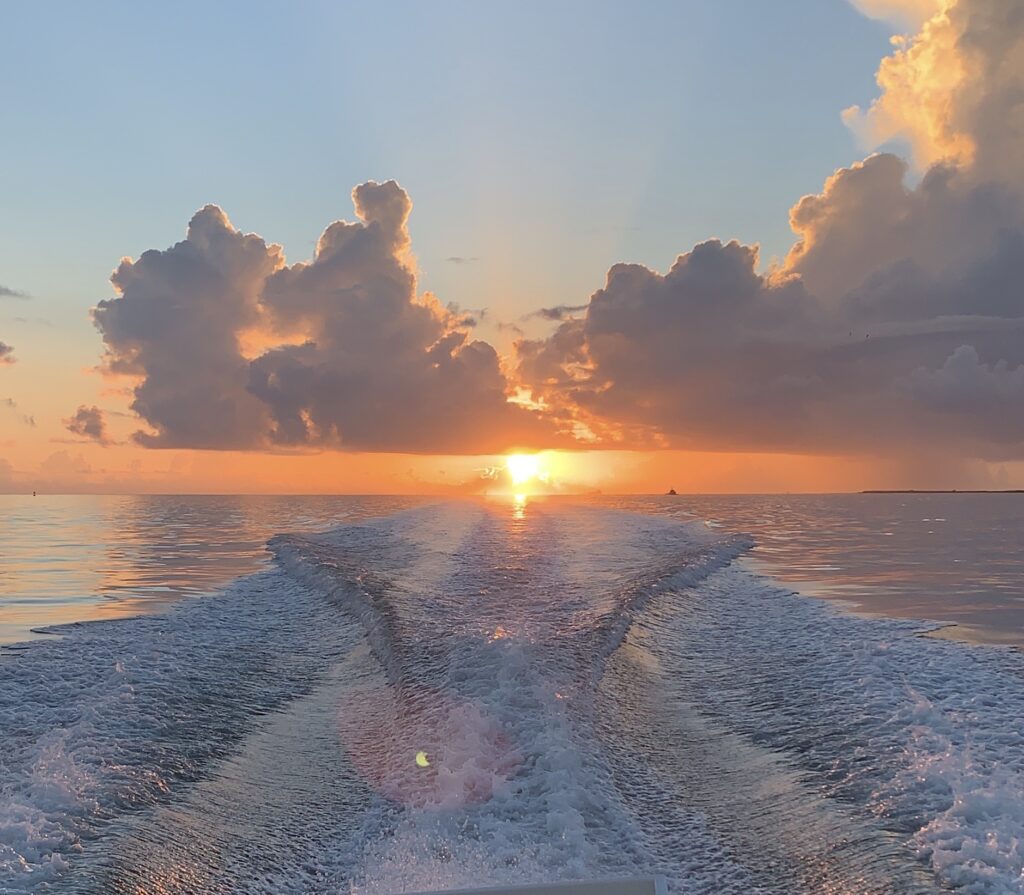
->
[88, 0, 1024, 464]
[785, 153, 1023, 301]
[844, 0, 1024, 182]
[64, 405, 112, 445]
[0, 342, 14, 365]
[94, 182, 555, 453]
[93, 204, 281, 449]
[0, 286, 29, 300]
[908, 346, 1024, 451]
[518, 0, 1024, 460]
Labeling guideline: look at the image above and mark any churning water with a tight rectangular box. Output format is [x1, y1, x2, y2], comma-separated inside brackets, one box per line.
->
[1, 497, 1022, 893]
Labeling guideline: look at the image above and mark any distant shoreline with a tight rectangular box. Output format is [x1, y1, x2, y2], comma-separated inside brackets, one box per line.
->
[861, 489, 1024, 494]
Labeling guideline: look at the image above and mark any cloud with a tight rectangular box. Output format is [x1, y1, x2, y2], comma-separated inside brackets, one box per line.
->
[908, 346, 1024, 449]
[785, 153, 1023, 301]
[446, 256, 480, 265]
[86, 0, 1024, 465]
[0, 286, 29, 300]
[2, 398, 35, 428]
[844, 0, 1024, 183]
[0, 342, 14, 365]
[526, 304, 590, 322]
[94, 182, 555, 453]
[518, 0, 1024, 460]
[64, 405, 112, 446]
[93, 204, 282, 449]
[849, 0, 946, 29]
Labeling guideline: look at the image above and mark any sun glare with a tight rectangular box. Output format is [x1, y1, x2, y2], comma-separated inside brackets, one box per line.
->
[506, 453, 543, 486]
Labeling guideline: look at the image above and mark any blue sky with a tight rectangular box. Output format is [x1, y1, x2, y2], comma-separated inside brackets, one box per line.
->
[2, 0, 890, 349]
[6, 0, 1024, 493]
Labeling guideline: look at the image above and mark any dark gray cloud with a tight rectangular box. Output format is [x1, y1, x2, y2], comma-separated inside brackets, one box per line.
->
[94, 182, 556, 453]
[0, 286, 28, 300]
[64, 405, 112, 445]
[93, 204, 280, 449]
[0, 342, 14, 364]
[526, 304, 589, 322]
[518, 222, 1024, 456]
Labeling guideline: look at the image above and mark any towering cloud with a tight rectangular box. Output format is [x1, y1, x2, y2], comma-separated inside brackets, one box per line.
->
[94, 206, 280, 449]
[845, 0, 1024, 183]
[90, 0, 1024, 462]
[519, 0, 1024, 459]
[94, 183, 553, 453]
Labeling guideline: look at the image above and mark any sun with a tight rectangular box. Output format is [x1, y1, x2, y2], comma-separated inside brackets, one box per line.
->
[505, 453, 543, 487]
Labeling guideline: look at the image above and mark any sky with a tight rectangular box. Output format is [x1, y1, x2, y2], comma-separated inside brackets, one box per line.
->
[2, 0, 1023, 494]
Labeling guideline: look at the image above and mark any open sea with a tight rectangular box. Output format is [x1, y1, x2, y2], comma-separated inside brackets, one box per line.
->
[1, 493, 1023, 893]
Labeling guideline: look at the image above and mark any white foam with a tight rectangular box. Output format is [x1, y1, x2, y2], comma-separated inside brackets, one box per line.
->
[1, 500, 1021, 894]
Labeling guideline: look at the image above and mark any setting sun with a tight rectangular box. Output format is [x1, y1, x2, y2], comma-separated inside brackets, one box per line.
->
[505, 453, 543, 486]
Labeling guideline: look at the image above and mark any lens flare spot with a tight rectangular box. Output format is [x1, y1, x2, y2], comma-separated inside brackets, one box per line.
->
[415, 750, 431, 768]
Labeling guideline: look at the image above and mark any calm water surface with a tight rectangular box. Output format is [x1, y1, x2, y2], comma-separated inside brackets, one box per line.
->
[3, 493, 1021, 646]
[0, 495, 427, 643]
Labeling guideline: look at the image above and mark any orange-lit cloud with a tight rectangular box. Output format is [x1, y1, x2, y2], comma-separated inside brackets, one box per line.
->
[518, 0, 1024, 462]
[93, 182, 557, 454]
[76, 0, 1024, 483]
[844, 1, 970, 170]
[844, 0, 1024, 185]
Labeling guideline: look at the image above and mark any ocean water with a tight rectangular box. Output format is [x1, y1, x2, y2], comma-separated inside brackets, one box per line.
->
[0, 495, 1022, 893]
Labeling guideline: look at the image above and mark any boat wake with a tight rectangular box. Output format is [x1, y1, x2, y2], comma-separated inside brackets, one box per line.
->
[1, 500, 1021, 893]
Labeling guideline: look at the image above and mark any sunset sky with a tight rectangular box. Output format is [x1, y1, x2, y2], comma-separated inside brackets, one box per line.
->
[3, 0, 1023, 493]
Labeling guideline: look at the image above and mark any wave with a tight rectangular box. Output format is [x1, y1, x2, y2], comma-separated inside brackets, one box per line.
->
[0, 500, 1021, 893]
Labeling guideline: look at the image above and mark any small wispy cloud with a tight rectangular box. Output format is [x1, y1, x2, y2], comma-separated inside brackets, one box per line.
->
[496, 320, 525, 337]
[0, 342, 15, 365]
[525, 304, 589, 322]
[0, 286, 29, 300]
[446, 256, 480, 265]
[2, 397, 35, 427]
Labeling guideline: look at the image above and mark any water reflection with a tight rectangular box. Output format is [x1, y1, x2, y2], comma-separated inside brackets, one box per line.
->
[601, 493, 1024, 646]
[3, 493, 1023, 648]
[0, 495, 427, 644]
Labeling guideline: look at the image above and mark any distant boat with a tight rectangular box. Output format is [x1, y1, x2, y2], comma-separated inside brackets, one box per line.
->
[666, 488, 677, 495]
